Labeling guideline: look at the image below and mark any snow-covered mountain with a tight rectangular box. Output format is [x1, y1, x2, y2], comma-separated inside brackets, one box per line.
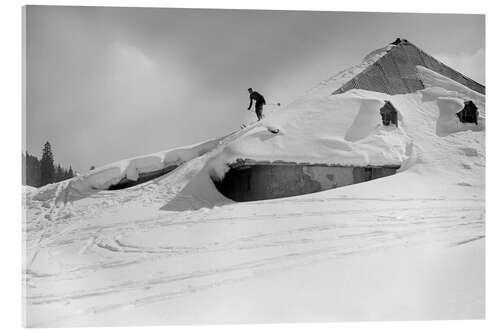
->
[23, 40, 485, 327]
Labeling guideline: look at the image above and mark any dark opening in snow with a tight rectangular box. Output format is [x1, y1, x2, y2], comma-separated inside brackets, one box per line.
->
[213, 160, 399, 202]
[390, 38, 408, 45]
[107, 164, 179, 190]
[380, 101, 398, 127]
[456, 101, 479, 125]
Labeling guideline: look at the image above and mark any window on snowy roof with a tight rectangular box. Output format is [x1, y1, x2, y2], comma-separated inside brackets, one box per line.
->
[380, 101, 398, 127]
[456, 101, 479, 125]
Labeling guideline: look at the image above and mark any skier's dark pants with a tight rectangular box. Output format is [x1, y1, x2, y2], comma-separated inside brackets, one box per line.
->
[255, 103, 264, 120]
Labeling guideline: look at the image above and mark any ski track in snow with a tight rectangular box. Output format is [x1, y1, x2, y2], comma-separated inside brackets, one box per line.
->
[24, 187, 484, 326]
[23, 132, 485, 325]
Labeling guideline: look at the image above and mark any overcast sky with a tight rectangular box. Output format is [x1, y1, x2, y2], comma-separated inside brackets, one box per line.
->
[25, 6, 485, 172]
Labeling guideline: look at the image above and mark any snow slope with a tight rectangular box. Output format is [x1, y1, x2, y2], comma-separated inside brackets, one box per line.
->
[209, 94, 411, 180]
[23, 63, 484, 326]
[31, 136, 226, 204]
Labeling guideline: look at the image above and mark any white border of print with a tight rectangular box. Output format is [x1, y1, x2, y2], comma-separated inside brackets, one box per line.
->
[1, 0, 498, 332]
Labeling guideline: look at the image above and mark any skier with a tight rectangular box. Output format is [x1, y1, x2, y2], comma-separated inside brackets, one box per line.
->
[247, 88, 266, 121]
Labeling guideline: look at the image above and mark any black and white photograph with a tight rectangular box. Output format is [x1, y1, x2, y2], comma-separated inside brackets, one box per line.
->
[20, 4, 486, 328]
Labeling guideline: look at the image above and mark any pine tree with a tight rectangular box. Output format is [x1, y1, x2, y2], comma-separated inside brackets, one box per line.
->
[23, 152, 42, 187]
[23, 146, 76, 187]
[22, 153, 27, 185]
[55, 164, 64, 182]
[40, 141, 55, 186]
[68, 166, 74, 178]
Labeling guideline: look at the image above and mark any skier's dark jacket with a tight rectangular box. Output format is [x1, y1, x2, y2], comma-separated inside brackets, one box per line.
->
[248, 91, 266, 109]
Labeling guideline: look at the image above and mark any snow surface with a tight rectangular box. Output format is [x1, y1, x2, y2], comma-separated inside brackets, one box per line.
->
[31, 136, 225, 204]
[23, 62, 484, 326]
[209, 92, 411, 180]
[417, 65, 485, 115]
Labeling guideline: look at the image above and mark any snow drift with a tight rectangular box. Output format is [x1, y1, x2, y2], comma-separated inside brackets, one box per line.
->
[31, 136, 224, 204]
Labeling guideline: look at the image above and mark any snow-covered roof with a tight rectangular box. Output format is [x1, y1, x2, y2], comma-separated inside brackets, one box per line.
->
[209, 91, 411, 180]
[27, 41, 485, 208]
[329, 40, 484, 95]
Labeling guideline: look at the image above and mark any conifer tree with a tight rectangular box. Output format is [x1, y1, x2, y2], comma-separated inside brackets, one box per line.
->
[40, 141, 55, 186]
[23, 152, 42, 187]
[68, 166, 74, 178]
[55, 164, 64, 182]
[24, 144, 76, 187]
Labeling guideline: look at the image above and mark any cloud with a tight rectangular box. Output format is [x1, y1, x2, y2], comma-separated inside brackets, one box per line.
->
[434, 48, 485, 84]
[106, 42, 171, 100]
[108, 41, 155, 75]
[101, 41, 194, 113]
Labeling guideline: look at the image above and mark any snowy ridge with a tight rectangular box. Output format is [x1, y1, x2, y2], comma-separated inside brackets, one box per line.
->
[30, 136, 225, 204]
